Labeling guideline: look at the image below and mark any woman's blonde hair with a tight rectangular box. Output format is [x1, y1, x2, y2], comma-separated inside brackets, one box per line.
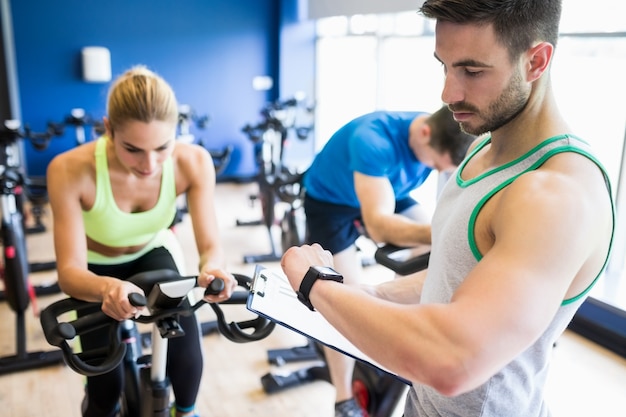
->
[106, 65, 178, 135]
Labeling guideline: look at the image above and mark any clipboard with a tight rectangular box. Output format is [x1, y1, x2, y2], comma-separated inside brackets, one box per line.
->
[246, 264, 411, 385]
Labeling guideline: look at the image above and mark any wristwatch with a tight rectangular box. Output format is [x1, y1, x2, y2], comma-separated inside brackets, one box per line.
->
[297, 266, 343, 311]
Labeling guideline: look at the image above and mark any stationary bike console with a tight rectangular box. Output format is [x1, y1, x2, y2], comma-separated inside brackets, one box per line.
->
[40, 269, 275, 376]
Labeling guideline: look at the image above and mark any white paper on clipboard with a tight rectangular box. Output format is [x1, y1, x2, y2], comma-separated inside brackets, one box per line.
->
[246, 264, 410, 385]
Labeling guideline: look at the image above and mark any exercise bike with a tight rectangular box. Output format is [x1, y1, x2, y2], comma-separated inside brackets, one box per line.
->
[2, 109, 108, 304]
[0, 119, 65, 375]
[236, 96, 313, 264]
[40, 269, 276, 417]
[260, 244, 430, 417]
[176, 104, 233, 176]
[64, 108, 105, 145]
[1, 110, 100, 304]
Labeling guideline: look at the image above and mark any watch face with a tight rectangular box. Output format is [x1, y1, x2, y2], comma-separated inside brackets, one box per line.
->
[316, 266, 339, 275]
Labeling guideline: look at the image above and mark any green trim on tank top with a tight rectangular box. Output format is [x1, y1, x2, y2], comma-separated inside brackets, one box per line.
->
[463, 136, 614, 306]
[456, 134, 590, 188]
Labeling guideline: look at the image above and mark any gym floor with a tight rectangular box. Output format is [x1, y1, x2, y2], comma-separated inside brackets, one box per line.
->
[1, 182, 625, 417]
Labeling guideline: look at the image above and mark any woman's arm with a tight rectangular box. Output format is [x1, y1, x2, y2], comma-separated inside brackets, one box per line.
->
[177, 143, 237, 297]
[47, 148, 143, 320]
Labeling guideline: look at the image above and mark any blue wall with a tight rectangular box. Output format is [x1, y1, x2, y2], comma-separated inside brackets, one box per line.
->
[9, 0, 314, 179]
[278, 0, 317, 171]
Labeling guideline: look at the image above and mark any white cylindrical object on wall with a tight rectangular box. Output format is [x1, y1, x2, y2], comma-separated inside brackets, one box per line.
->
[81, 46, 112, 82]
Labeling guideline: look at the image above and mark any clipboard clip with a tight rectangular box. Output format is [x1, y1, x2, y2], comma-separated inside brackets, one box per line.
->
[252, 265, 269, 297]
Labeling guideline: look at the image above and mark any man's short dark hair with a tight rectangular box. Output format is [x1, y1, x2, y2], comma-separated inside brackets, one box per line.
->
[420, 0, 562, 60]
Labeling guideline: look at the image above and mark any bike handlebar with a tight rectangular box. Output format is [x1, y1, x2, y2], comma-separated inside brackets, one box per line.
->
[374, 244, 430, 276]
[1, 119, 65, 151]
[241, 96, 314, 143]
[40, 269, 275, 376]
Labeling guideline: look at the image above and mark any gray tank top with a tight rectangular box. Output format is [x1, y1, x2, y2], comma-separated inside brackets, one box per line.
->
[404, 134, 614, 417]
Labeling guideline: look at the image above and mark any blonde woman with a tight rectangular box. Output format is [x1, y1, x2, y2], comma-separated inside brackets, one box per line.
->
[47, 66, 235, 417]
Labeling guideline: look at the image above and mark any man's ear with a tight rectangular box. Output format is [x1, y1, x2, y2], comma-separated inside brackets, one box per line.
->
[419, 123, 431, 145]
[527, 41, 554, 82]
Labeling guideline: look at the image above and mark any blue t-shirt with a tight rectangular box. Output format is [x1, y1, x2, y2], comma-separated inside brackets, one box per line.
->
[304, 111, 433, 208]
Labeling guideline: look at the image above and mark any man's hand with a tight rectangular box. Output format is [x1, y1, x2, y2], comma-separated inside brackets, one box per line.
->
[280, 243, 334, 290]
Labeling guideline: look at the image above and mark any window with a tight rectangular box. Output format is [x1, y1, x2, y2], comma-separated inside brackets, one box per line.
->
[552, 36, 626, 309]
[315, 12, 444, 215]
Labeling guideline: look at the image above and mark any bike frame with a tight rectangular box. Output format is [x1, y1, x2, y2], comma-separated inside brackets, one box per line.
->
[237, 97, 312, 264]
[0, 120, 64, 375]
[123, 277, 197, 417]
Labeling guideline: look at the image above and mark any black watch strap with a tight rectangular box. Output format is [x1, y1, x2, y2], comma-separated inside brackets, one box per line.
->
[297, 266, 343, 311]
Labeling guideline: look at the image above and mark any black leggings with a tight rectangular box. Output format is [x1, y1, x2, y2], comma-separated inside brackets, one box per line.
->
[81, 247, 203, 417]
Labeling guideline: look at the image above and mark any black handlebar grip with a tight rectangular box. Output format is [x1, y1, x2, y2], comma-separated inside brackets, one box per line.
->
[57, 322, 77, 340]
[374, 244, 430, 276]
[65, 343, 128, 377]
[129, 292, 147, 307]
[205, 278, 225, 296]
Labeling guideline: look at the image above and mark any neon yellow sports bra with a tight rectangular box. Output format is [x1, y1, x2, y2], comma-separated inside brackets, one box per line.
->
[82, 137, 177, 248]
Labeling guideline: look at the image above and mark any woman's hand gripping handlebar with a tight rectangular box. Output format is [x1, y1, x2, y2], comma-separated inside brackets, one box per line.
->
[40, 269, 275, 376]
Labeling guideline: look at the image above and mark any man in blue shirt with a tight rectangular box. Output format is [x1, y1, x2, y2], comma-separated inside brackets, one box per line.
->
[302, 106, 475, 417]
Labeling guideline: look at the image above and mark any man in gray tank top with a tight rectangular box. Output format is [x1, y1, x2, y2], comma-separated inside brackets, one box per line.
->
[279, 1, 615, 416]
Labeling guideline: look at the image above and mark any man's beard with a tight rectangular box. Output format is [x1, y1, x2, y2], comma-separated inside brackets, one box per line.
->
[451, 70, 530, 136]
